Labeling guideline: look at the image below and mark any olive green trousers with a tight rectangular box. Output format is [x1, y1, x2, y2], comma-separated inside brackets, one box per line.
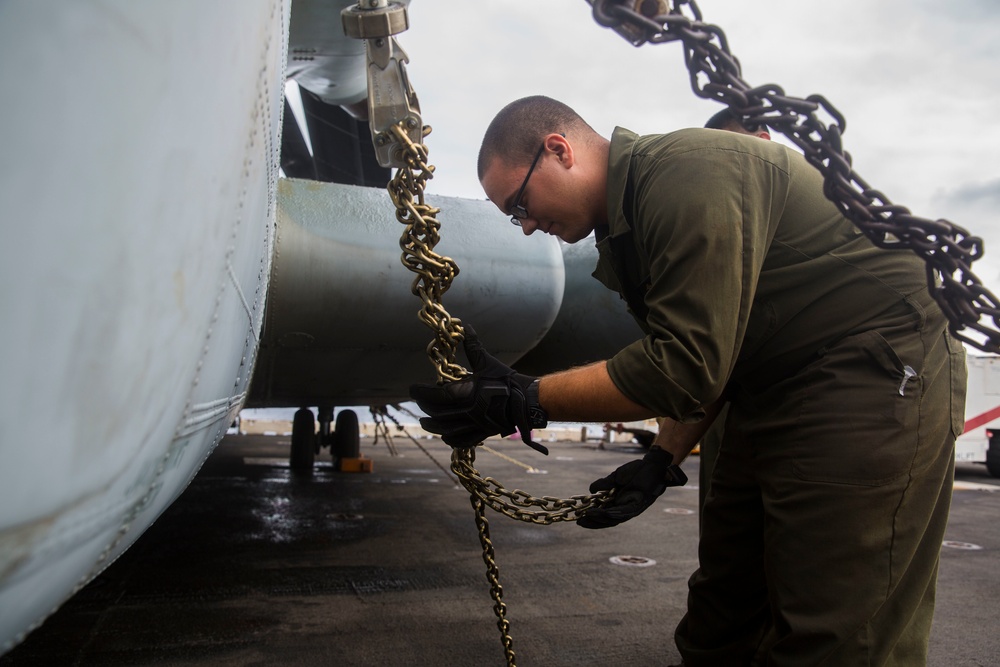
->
[676, 327, 966, 666]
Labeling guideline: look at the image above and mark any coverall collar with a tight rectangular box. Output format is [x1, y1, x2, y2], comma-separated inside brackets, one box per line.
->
[602, 126, 640, 241]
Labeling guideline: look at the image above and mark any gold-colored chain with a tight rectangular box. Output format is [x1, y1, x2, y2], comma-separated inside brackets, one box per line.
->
[385, 121, 611, 667]
[452, 448, 611, 525]
[386, 122, 465, 384]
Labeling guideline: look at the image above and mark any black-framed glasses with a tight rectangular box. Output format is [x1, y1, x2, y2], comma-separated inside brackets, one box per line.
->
[509, 141, 547, 226]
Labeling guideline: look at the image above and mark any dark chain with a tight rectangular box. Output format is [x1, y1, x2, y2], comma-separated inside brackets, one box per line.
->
[382, 404, 458, 482]
[369, 406, 398, 455]
[589, 0, 1000, 353]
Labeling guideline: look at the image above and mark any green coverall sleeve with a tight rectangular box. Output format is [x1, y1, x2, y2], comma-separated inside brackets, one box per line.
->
[606, 144, 790, 421]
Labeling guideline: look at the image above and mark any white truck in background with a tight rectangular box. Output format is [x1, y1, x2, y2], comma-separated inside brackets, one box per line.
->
[957, 355, 1000, 477]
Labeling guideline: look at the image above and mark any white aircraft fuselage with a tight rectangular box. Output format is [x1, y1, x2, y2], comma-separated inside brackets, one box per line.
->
[0, 0, 643, 653]
[0, 0, 288, 652]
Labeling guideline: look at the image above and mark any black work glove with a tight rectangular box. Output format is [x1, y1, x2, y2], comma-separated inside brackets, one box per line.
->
[409, 326, 549, 455]
[577, 448, 687, 529]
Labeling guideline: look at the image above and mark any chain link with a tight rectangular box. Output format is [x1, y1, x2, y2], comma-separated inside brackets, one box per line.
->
[471, 492, 517, 667]
[589, 0, 1000, 353]
[386, 121, 613, 666]
[453, 448, 612, 524]
[385, 121, 613, 519]
[386, 123, 467, 384]
[369, 406, 399, 455]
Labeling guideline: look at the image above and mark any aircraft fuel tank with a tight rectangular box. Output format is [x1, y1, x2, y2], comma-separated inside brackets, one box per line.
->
[248, 179, 565, 406]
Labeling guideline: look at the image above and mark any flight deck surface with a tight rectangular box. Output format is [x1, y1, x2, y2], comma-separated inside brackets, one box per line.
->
[2, 434, 997, 666]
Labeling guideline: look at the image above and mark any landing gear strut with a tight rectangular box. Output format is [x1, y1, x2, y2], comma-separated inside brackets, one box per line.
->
[287, 406, 361, 471]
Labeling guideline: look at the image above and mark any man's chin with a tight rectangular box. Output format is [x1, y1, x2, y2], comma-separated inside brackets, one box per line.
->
[558, 231, 588, 244]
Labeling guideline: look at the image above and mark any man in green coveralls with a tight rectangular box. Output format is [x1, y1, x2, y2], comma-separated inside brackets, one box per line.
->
[694, 108, 771, 523]
[409, 95, 966, 665]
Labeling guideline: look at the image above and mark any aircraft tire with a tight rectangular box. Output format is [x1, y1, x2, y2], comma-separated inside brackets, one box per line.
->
[333, 409, 360, 460]
[291, 408, 316, 471]
[987, 435, 1000, 478]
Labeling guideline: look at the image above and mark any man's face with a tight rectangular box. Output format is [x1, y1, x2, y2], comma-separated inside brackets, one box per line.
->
[480, 142, 596, 244]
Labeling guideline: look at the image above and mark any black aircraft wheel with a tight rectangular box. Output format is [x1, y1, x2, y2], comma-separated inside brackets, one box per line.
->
[333, 409, 360, 461]
[290, 408, 316, 471]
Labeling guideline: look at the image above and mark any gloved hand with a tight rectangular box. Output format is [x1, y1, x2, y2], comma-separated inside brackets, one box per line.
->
[577, 448, 687, 529]
[409, 326, 549, 454]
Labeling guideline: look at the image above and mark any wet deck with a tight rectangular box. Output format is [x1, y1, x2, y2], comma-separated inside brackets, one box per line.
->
[2, 434, 997, 666]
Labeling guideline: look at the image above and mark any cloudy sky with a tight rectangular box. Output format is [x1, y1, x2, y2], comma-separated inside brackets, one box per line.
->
[397, 0, 1000, 293]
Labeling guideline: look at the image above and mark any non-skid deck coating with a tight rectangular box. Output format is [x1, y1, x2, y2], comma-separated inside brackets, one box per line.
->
[2, 434, 997, 666]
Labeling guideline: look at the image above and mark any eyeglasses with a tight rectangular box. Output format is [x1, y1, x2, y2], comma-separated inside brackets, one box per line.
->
[509, 141, 547, 227]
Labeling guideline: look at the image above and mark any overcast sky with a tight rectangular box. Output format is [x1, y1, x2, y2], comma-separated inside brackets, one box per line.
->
[397, 0, 1000, 291]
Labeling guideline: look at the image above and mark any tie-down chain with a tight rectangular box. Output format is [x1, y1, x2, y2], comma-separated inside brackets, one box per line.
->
[385, 122, 613, 667]
[589, 0, 1000, 353]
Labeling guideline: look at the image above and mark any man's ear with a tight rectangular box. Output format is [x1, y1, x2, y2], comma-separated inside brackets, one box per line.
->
[546, 132, 574, 168]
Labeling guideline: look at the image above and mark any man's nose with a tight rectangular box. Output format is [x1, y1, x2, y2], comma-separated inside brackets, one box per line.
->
[519, 217, 538, 236]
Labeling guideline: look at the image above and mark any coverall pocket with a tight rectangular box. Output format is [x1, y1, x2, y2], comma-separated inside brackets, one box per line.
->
[792, 329, 920, 486]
